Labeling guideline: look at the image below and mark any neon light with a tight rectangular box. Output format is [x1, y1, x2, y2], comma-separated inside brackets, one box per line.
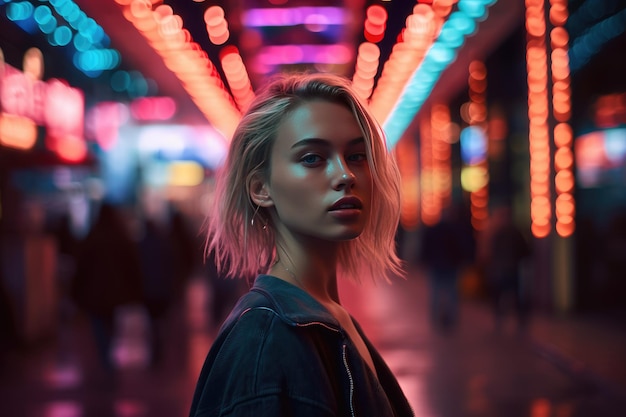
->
[257, 44, 352, 65]
[569, 8, 626, 72]
[0, 113, 37, 150]
[52, 134, 87, 162]
[168, 161, 205, 187]
[550, 0, 574, 237]
[352, 42, 380, 101]
[118, 0, 242, 139]
[3, 0, 148, 90]
[419, 115, 438, 226]
[382, 1, 498, 149]
[396, 134, 420, 230]
[1, 64, 47, 124]
[242, 7, 347, 27]
[526, 0, 551, 238]
[431, 104, 453, 219]
[369, 3, 440, 125]
[460, 126, 487, 165]
[130, 96, 177, 121]
[6, 2, 34, 22]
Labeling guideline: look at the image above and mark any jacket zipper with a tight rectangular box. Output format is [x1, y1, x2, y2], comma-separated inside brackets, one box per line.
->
[249, 302, 357, 417]
[296, 321, 356, 417]
[342, 343, 356, 417]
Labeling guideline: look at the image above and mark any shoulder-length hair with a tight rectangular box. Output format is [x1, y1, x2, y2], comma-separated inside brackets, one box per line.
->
[205, 72, 403, 283]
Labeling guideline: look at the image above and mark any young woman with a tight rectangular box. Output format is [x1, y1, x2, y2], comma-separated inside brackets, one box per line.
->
[189, 73, 413, 417]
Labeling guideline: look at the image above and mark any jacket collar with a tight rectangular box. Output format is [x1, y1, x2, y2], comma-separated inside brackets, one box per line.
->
[250, 275, 340, 328]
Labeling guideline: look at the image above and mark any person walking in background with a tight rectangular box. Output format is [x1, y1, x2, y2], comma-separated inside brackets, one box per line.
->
[602, 211, 626, 308]
[137, 216, 176, 368]
[203, 247, 247, 330]
[0, 276, 18, 364]
[188, 73, 413, 417]
[71, 203, 143, 372]
[483, 204, 531, 333]
[420, 204, 475, 330]
[168, 207, 197, 299]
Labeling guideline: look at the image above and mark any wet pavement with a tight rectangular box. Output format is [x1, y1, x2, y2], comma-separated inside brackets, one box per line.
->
[1, 267, 625, 417]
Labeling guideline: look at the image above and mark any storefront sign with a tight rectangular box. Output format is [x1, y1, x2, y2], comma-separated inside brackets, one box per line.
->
[0, 47, 85, 160]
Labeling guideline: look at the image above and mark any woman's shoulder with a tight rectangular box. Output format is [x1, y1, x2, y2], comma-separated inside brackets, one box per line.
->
[213, 284, 340, 366]
[215, 287, 299, 353]
[207, 275, 343, 369]
[192, 292, 343, 417]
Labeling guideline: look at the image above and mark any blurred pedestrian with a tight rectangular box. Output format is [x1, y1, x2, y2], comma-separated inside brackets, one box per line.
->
[420, 205, 475, 330]
[602, 211, 626, 308]
[137, 217, 176, 367]
[0, 277, 18, 361]
[168, 208, 196, 298]
[483, 204, 531, 333]
[71, 203, 143, 371]
[50, 213, 78, 325]
[203, 247, 246, 330]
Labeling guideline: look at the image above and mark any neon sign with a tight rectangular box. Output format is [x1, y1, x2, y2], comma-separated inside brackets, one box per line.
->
[0, 47, 85, 162]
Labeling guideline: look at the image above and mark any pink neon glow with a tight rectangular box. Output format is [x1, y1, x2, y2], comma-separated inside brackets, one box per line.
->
[204, 5, 224, 26]
[242, 7, 347, 27]
[304, 14, 330, 33]
[257, 44, 352, 65]
[367, 5, 388, 26]
[358, 42, 381, 62]
[130, 97, 177, 121]
[365, 20, 385, 36]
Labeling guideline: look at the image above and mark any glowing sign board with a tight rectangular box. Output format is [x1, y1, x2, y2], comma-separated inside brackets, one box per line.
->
[0, 47, 85, 161]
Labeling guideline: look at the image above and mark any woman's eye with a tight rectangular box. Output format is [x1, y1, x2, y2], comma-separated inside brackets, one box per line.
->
[348, 153, 367, 163]
[301, 154, 323, 165]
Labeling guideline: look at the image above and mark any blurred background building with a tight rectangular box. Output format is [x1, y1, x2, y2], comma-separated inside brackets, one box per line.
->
[1, 1, 626, 417]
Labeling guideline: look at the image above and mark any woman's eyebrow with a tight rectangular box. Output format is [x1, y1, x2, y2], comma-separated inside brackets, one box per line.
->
[291, 137, 365, 149]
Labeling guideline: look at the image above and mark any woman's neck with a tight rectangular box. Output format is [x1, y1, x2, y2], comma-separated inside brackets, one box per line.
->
[270, 237, 341, 304]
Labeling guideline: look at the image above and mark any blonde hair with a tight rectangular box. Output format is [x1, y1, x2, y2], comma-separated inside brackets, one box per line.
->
[205, 72, 403, 282]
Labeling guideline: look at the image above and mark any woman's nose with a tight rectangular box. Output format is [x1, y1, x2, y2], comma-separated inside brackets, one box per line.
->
[332, 163, 356, 190]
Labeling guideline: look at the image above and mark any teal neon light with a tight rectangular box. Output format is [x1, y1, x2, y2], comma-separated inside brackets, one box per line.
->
[383, 0, 498, 150]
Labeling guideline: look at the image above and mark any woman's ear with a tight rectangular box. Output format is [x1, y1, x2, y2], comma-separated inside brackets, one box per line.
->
[249, 174, 273, 208]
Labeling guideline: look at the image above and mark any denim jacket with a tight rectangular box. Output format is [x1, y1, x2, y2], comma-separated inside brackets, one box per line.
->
[189, 275, 414, 417]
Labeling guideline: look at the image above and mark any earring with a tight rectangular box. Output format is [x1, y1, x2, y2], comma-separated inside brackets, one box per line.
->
[251, 204, 267, 230]
[251, 204, 261, 227]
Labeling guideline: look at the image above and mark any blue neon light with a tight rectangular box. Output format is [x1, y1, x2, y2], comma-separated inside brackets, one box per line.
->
[383, 0, 498, 149]
[1, 0, 152, 98]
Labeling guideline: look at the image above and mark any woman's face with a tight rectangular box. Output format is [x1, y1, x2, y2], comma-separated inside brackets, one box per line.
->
[263, 99, 373, 243]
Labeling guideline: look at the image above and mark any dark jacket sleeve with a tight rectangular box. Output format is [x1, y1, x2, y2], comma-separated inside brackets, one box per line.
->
[189, 308, 341, 417]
